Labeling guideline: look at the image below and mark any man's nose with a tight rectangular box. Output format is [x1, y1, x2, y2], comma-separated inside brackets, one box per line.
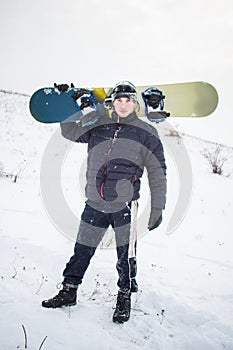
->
[120, 102, 127, 108]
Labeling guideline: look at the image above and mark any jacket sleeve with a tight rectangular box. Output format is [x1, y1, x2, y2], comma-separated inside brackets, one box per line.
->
[143, 128, 167, 209]
[60, 122, 91, 143]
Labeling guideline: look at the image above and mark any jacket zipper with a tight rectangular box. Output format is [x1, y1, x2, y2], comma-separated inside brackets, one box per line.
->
[100, 125, 122, 199]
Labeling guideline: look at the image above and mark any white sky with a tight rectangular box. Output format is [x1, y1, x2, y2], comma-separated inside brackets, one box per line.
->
[1, 0, 233, 145]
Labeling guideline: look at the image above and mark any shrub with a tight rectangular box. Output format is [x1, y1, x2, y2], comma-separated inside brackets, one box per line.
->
[202, 144, 227, 175]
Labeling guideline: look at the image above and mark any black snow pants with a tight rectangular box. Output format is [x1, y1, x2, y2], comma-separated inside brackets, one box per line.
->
[62, 202, 137, 292]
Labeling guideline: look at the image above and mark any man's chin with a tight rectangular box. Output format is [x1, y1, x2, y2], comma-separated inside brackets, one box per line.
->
[118, 112, 130, 118]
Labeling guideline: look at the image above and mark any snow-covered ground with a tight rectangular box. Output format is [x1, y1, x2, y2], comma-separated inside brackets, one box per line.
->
[1, 90, 233, 349]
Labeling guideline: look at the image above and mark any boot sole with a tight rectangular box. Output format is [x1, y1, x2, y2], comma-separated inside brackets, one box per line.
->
[42, 301, 77, 308]
[113, 316, 130, 324]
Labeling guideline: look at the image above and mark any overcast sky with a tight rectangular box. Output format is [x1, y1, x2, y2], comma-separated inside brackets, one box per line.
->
[1, 0, 233, 144]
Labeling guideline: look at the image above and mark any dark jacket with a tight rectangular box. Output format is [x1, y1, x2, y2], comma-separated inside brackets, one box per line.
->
[60, 111, 166, 209]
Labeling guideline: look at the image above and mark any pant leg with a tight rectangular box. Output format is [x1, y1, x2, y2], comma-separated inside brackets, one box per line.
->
[129, 255, 137, 279]
[63, 204, 109, 287]
[111, 205, 131, 291]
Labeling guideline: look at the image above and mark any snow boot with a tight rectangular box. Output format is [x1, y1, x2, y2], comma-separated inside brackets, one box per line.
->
[42, 285, 77, 308]
[130, 278, 138, 293]
[112, 290, 131, 323]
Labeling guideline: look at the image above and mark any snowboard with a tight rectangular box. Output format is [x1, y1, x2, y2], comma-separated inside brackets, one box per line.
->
[29, 81, 218, 123]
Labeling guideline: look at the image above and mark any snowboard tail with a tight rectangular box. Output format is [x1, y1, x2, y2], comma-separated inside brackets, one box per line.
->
[29, 81, 218, 123]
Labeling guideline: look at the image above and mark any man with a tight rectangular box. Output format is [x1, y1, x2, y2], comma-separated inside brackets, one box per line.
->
[42, 81, 167, 323]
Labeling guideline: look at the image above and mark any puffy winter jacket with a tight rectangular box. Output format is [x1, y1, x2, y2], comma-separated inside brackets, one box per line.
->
[60, 111, 166, 209]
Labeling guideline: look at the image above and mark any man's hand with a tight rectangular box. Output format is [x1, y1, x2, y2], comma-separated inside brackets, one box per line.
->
[54, 83, 74, 92]
[72, 88, 96, 111]
[148, 208, 163, 231]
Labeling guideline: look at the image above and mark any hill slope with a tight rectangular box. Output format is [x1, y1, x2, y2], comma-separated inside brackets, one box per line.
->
[0, 91, 233, 349]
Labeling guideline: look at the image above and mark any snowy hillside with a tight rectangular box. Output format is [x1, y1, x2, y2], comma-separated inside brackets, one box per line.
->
[1, 90, 233, 350]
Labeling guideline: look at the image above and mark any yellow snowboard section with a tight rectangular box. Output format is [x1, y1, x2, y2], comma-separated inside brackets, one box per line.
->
[93, 81, 218, 118]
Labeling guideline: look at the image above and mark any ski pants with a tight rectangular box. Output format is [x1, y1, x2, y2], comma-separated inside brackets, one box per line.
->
[62, 202, 137, 291]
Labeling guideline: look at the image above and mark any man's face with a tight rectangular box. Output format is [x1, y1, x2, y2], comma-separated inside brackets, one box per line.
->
[113, 97, 136, 118]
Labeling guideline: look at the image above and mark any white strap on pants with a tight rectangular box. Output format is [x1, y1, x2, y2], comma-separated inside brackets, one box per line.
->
[128, 200, 138, 258]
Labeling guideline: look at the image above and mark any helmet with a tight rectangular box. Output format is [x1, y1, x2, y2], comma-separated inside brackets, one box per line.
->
[111, 81, 137, 102]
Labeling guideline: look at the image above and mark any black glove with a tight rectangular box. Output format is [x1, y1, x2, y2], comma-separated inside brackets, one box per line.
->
[72, 88, 95, 110]
[54, 83, 74, 92]
[72, 89, 98, 127]
[148, 208, 163, 231]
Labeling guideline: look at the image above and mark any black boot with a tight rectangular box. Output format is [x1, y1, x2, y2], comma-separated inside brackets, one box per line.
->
[113, 290, 131, 323]
[130, 278, 138, 293]
[42, 285, 77, 308]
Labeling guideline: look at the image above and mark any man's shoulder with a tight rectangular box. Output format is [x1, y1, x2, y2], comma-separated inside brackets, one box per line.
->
[131, 117, 159, 137]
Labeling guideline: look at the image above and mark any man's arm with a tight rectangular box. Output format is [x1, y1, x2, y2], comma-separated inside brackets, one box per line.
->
[60, 122, 91, 143]
[56, 84, 99, 143]
[143, 129, 167, 230]
[143, 131, 167, 209]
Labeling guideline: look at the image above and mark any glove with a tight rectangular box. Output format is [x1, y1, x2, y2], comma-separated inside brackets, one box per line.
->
[148, 208, 163, 231]
[72, 88, 99, 127]
[54, 83, 74, 92]
[72, 88, 97, 111]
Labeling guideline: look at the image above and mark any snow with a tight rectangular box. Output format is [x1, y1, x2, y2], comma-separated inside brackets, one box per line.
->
[1, 91, 233, 349]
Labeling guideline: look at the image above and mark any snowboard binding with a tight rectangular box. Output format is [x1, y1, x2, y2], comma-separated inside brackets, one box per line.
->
[142, 87, 170, 123]
[54, 83, 99, 127]
[71, 89, 97, 112]
[71, 88, 99, 126]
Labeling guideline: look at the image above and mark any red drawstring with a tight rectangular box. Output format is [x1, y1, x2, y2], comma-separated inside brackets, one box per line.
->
[100, 182, 105, 199]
